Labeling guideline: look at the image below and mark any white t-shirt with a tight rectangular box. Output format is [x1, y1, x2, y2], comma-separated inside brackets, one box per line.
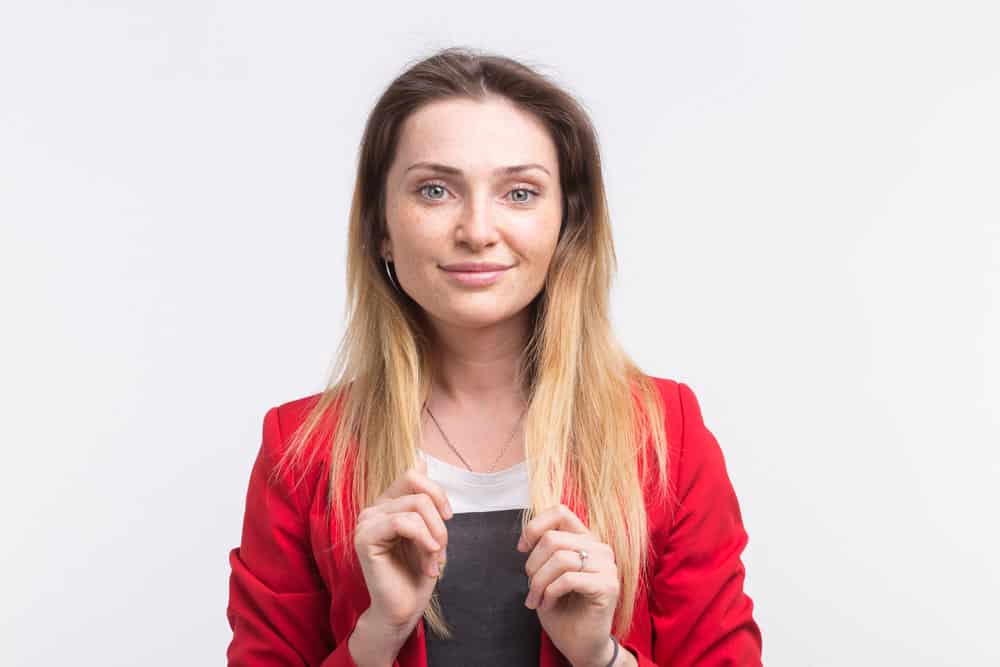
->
[416, 448, 530, 514]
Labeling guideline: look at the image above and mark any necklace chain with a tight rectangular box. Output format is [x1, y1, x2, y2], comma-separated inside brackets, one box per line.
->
[422, 394, 526, 474]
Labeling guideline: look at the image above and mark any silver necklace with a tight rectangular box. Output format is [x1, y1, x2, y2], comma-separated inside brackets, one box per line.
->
[422, 394, 527, 474]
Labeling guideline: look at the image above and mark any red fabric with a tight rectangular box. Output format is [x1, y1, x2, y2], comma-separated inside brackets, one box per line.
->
[226, 376, 762, 666]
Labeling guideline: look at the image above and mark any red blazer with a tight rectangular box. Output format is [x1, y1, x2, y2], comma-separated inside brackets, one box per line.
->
[227, 376, 762, 666]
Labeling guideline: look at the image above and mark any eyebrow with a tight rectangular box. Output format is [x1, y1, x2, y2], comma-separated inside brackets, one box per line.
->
[404, 161, 551, 177]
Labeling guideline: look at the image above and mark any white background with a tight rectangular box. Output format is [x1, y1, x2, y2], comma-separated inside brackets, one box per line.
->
[2, 1, 997, 665]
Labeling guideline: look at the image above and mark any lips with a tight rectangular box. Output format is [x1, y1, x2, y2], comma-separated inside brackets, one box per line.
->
[440, 263, 510, 287]
[441, 262, 512, 272]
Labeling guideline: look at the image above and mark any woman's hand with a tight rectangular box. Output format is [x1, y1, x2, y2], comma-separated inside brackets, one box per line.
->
[517, 504, 622, 667]
[353, 455, 452, 634]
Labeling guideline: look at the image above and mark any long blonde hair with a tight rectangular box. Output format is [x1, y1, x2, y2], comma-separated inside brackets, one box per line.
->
[274, 46, 674, 641]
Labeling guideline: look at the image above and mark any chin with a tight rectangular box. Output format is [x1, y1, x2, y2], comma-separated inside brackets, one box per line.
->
[429, 303, 516, 330]
[443, 311, 508, 329]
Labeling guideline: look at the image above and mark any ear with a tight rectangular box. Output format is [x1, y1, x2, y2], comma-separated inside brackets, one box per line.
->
[380, 235, 392, 262]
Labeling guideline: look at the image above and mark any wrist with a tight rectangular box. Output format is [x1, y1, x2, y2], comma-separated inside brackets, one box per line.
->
[576, 636, 620, 667]
[617, 641, 638, 667]
[348, 608, 411, 667]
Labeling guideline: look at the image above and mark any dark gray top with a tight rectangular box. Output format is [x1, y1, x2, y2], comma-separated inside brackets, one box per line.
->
[417, 450, 540, 666]
[426, 508, 540, 666]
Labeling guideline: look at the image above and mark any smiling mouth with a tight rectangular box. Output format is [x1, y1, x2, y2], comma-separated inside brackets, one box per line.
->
[440, 263, 513, 272]
[439, 265, 510, 286]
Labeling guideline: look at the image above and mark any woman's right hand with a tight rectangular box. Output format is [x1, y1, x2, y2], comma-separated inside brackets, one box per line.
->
[353, 454, 452, 632]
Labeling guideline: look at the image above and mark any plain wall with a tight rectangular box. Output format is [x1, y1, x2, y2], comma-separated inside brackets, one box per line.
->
[1, 1, 997, 664]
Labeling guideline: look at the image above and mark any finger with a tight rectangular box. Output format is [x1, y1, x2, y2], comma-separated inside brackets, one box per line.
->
[525, 548, 604, 609]
[524, 530, 600, 577]
[376, 455, 454, 521]
[538, 570, 617, 612]
[365, 511, 443, 577]
[370, 492, 449, 554]
[400, 536, 444, 581]
[518, 503, 589, 552]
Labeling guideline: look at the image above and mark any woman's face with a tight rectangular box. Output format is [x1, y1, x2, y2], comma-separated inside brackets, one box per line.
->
[382, 95, 563, 332]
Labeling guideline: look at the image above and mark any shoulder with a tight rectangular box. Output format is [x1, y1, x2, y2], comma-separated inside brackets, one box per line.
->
[638, 374, 725, 532]
[641, 373, 712, 445]
[272, 392, 326, 438]
[644, 374, 713, 438]
[639, 373, 685, 456]
[257, 391, 339, 500]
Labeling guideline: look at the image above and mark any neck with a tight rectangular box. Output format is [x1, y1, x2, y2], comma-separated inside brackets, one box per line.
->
[427, 309, 531, 410]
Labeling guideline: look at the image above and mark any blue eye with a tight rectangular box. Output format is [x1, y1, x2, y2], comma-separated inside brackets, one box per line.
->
[418, 183, 448, 200]
[509, 187, 538, 204]
[511, 188, 538, 204]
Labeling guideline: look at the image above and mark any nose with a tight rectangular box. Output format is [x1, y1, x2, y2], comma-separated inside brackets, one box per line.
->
[454, 192, 499, 250]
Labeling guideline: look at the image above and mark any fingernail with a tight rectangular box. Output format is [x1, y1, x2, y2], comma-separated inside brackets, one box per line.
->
[432, 562, 440, 576]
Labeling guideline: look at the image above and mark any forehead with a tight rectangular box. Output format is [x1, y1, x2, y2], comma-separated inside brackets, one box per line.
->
[391, 96, 559, 178]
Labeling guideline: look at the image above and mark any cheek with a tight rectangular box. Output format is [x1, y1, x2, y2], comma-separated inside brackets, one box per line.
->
[513, 218, 561, 265]
[388, 211, 443, 257]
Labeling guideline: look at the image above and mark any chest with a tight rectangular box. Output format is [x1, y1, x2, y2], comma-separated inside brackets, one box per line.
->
[419, 409, 528, 474]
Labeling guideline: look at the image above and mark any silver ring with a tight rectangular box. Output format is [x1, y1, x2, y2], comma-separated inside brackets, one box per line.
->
[578, 549, 588, 571]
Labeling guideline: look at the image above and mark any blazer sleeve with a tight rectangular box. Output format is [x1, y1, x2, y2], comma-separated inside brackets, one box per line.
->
[227, 406, 357, 666]
[625, 381, 763, 667]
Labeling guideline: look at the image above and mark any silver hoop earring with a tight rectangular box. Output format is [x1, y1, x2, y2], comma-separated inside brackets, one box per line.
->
[383, 258, 399, 291]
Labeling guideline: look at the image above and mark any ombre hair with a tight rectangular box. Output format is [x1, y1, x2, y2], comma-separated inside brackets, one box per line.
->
[275, 46, 674, 641]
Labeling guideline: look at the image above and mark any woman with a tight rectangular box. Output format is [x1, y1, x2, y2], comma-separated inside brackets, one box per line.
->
[227, 47, 762, 667]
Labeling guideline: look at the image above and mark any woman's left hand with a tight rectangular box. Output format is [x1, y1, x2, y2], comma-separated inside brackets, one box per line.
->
[517, 504, 620, 667]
